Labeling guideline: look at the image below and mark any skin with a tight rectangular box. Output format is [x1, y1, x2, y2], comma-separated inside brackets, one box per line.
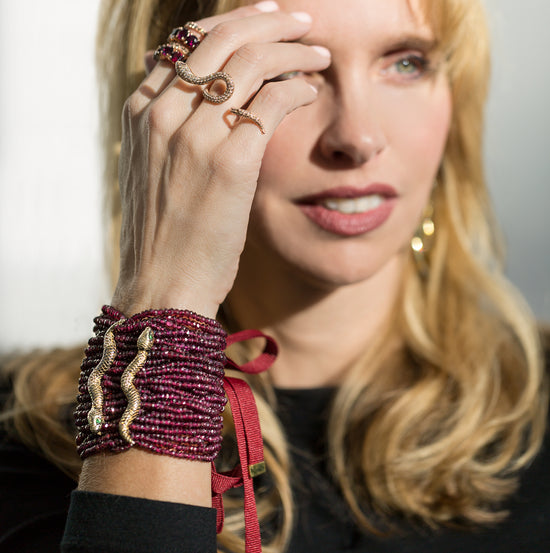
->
[229, 0, 452, 387]
[80, 0, 451, 508]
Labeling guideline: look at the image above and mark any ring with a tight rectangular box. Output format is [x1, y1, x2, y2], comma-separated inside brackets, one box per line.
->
[169, 26, 202, 52]
[175, 60, 235, 104]
[154, 42, 190, 64]
[154, 21, 207, 66]
[230, 108, 266, 134]
[184, 21, 207, 37]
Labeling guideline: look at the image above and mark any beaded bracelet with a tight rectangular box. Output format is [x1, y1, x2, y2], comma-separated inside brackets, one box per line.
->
[74, 305, 228, 462]
[75, 305, 278, 553]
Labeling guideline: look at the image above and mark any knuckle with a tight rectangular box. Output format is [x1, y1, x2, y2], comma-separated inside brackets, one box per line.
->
[233, 44, 264, 68]
[261, 81, 291, 107]
[170, 124, 205, 160]
[123, 93, 145, 121]
[210, 146, 247, 178]
[207, 22, 241, 49]
[147, 101, 173, 134]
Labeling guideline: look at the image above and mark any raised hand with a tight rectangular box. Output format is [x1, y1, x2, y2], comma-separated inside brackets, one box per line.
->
[111, 2, 331, 319]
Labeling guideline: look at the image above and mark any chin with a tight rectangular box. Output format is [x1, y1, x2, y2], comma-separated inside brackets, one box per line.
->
[244, 230, 407, 293]
[294, 250, 404, 291]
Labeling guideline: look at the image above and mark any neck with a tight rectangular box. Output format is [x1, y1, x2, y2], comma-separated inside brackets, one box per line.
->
[226, 248, 405, 388]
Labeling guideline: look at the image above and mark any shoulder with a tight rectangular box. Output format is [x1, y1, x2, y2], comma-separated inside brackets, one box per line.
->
[0, 385, 76, 550]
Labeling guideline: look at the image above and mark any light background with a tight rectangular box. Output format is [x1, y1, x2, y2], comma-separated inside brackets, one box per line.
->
[0, 1, 549, 353]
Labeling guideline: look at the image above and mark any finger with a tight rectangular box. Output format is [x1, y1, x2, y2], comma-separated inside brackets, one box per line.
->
[136, 3, 284, 100]
[227, 77, 319, 158]
[155, 41, 328, 141]
[213, 41, 330, 106]
[198, 2, 280, 32]
[188, 10, 313, 78]
[144, 51, 156, 75]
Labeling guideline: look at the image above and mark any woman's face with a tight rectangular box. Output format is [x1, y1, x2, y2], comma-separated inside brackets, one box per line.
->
[244, 0, 452, 289]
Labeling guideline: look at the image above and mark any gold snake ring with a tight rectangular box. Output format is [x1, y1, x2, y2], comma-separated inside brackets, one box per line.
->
[119, 327, 155, 445]
[87, 319, 125, 434]
[175, 60, 234, 103]
[230, 108, 266, 134]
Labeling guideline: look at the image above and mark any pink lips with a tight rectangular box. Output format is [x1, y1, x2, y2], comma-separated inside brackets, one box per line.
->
[297, 184, 397, 237]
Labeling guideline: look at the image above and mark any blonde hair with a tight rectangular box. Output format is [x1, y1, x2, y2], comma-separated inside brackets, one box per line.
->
[2, 1, 547, 552]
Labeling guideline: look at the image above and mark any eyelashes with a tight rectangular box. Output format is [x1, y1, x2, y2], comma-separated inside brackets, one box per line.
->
[379, 52, 435, 82]
[389, 54, 433, 80]
[394, 55, 430, 75]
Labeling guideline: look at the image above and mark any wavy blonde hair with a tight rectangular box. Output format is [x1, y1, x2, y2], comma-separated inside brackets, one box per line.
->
[2, 1, 547, 552]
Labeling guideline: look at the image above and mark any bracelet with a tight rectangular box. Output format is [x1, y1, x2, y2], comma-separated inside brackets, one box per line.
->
[75, 305, 279, 553]
[74, 305, 228, 461]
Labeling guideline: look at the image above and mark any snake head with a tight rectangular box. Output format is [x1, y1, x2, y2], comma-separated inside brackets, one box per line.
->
[88, 409, 104, 434]
[137, 327, 155, 351]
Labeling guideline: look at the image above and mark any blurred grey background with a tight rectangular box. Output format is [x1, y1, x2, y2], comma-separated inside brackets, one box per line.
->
[484, 0, 550, 322]
[0, 1, 548, 353]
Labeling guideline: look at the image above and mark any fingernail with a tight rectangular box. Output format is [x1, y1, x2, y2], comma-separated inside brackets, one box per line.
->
[255, 1, 279, 12]
[290, 11, 312, 23]
[311, 45, 331, 58]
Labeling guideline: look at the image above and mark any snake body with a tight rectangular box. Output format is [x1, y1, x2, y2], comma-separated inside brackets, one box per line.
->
[119, 327, 155, 445]
[87, 319, 125, 434]
[230, 108, 266, 134]
[175, 60, 235, 103]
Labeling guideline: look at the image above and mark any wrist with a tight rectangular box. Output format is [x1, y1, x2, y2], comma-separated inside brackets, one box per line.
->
[112, 282, 220, 320]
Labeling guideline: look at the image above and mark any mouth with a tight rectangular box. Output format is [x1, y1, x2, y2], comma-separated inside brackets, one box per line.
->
[314, 194, 385, 214]
[296, 184, 397, 237]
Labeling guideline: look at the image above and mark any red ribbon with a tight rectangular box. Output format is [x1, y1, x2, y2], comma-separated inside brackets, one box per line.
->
[211, 329, 278, 553]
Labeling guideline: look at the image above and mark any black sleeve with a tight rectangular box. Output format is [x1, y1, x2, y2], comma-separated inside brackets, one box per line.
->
[0, 437, 75, 553]
[61, 491, 218, 553]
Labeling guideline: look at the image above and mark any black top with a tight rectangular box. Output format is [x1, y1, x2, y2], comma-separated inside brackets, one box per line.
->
[1, 385, 549, 552]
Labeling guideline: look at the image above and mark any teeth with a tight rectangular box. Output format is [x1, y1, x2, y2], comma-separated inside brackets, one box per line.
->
[322, 195, 383, 214]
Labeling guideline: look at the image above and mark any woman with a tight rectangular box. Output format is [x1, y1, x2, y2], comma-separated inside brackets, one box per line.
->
[1, 0, 548, 551]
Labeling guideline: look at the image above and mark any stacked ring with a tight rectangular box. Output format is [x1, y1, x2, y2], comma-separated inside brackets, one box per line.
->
[154, 42, 190, 65]
[169, 26, 202, 52]
[154, 21, 207, 64]
[153, 20, 264, 132]
[183, 21, 207, 37]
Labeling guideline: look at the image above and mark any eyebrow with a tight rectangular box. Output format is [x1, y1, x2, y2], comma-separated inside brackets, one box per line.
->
[379, 34, 438, 54]
[299, 33, 438, 54]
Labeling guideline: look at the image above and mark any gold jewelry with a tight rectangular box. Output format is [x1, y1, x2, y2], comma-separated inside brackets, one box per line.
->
[184, 21, 207, 37]
[230, 108, 266, 134]
[119, 327, 155, 445]
[175, 60, 235, 103]
[411, 202, 435, 277]
[87, 319, 125, 434]
[168, 25, 205, 52]
[154, 43, 190, 64]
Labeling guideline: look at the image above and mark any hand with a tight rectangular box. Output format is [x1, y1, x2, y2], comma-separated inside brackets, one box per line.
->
[111, 3, 331, 318]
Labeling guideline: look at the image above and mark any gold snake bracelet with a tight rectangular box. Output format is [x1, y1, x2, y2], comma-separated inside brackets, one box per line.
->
[87, 319, 125, 434]
[119, 327, 155, 445]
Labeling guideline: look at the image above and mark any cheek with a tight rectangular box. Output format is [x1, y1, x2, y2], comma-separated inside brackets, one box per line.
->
[382, 79, 452, 172]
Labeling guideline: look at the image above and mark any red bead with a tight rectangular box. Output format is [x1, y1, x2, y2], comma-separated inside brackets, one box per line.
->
[76, 305, 228, 462]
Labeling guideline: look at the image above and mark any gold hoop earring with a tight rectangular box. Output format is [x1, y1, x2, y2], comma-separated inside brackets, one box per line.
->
[411, 202, 435, 277]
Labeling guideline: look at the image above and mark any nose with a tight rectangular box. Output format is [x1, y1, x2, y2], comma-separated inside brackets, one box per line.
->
[317, 87, 387, 167]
